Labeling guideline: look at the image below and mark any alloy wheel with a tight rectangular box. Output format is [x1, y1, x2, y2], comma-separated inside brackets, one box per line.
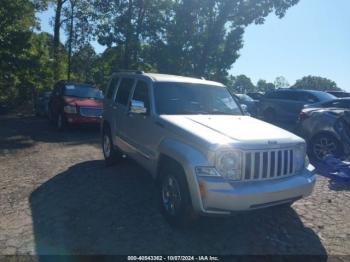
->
[162, 175, 182, 216]
[313, 136, 337, 160]
[103, 134, 111, 158]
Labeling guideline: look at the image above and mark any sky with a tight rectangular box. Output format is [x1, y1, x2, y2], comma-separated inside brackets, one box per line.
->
[37, 0, 350, 91]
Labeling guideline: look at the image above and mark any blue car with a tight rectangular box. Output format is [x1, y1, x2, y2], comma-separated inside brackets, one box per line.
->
[236, 94, 258, 116]
[259, 89, 336, 124]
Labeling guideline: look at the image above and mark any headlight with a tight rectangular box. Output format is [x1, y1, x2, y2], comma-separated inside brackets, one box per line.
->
[64, 105, 77, 114]
[294, 143, 306, 172]
[216, 151, 242, 180]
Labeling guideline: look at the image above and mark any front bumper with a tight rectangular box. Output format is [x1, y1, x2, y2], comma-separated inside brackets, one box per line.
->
[65, 113, 102, 124]
[194, 167, 316, 215]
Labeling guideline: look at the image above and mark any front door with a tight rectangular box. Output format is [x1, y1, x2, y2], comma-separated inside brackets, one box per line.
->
[113, 77, 135, 150]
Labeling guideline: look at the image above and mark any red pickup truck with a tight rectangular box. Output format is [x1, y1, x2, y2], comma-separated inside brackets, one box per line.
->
[48, 81, 104, 130]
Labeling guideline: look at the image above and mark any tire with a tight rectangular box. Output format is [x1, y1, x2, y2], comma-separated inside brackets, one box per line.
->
[102, 127, 121, 166]
[263, 108, 276, 123]
[310, 133, 342, 161]
[158, 165, 197, 227]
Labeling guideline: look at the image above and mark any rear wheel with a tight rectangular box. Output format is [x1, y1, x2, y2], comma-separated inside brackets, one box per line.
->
[102, 127, 121, 166]
[158, 165, 197, 227]
[310, 133, 342, 160]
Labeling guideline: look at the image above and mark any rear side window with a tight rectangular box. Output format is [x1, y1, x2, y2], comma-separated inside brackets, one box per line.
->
[266, 91, 287, 99]
[115, 78, 134, 106]
[106, 77, 119, 99]
[298, 92, 318, 103]
[132, 81, 150, 112]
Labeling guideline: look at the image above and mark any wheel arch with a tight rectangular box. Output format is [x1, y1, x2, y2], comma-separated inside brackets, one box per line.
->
[156, 138, 210, 213]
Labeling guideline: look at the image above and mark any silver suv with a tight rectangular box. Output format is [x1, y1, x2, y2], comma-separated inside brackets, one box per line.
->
[101, 71, 316, 226]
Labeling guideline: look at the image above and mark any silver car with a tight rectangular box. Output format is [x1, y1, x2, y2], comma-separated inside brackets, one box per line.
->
[101, 71, 316, 226]
[298, 107, 350, 160]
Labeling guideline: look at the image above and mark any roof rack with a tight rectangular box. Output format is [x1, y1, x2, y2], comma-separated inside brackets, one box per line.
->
[115, 69, 144, 74]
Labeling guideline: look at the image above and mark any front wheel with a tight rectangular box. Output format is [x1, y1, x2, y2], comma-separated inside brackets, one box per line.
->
[159, 169, 197, 227]
[310, 133, 342, 161]
[102, 127, 121, 166]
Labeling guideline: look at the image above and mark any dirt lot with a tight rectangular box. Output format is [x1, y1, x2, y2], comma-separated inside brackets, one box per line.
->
[0, 115, 349, 256]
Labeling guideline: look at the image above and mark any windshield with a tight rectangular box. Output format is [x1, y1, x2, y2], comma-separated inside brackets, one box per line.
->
[154, 82, 242, 115]
[237, 94, 254, 102]
[64, 84, 103, 100]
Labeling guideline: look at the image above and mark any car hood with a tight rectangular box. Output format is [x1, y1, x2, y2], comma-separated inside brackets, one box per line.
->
[64, 96, 103, 108]
[160, 115, 302, 146]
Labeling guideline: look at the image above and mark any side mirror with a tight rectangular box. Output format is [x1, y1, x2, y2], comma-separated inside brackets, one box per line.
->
[130, 99, 147, 114]
[241, 104, 250, 116]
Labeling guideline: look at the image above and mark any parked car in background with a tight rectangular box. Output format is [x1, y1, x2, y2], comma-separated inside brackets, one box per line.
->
[259, 89, 336, 124]
[102, 71, 315, 226]
[247, 92, 264, 101]
[35, 91, 51, 116]
[236, 94, 258, 116]
[326, 91, 350, 98]
[297, 108, 350, 160]
[304, 98, 350, 110]
[0, 103, 7, 115]
[48, 81, 103, 130]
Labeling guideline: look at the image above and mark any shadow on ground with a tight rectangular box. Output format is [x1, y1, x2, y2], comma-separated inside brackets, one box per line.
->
[0, 115, 100, 153]
[29, 160, 327, 256]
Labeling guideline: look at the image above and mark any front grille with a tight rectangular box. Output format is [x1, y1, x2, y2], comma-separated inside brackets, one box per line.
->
[243, 149, 295, 181]
[79, 107, 103, 118]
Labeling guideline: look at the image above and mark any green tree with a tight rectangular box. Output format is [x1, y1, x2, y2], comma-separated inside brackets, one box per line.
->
[0, 0, 36, 104]
[70, 44, 97, 82]
[291, 76, 341, 91]
[257, 79, 275, 92]
[274, 76, 289, 89]
[91, 0, 173, 69]
[149, 0, 299, 81]
[229, 75, 256, 93]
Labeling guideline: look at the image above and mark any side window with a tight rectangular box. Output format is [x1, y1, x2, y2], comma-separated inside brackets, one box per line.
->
[106, 77, 119, 99]
[132, 80, 150, 113]
[115, 78, 134, 106]
[300, 93, 318, 103]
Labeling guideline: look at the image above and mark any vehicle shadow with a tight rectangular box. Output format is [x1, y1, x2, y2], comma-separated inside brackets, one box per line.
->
[29, 160, 327, 256]
[0, 115, 100, 153]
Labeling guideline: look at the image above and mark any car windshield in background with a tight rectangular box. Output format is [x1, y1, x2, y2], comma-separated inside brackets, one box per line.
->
[154, 82, 242, 115]
[237, 94, 254, 102]
[64, 84, 103, 99]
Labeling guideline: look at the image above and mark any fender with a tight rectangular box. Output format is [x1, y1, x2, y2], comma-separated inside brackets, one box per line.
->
[157, 137, 211, 213]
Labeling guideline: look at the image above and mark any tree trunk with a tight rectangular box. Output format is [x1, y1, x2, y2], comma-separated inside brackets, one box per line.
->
[67, 1, 75, 81]
[53, 0, 66, 81]
[123, 0, 133, 69]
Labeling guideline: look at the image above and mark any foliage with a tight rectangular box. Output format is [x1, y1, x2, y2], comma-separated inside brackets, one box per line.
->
[228, 75, 256, 93]
[291, 76, 341, 91]
[0, 0, 36, 104]
[257, 79, 276, 92]
[274, 76, 289, 89]
[147, 0, 300, 81]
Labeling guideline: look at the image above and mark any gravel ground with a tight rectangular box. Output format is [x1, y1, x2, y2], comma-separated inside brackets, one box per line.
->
[0, 115, 349, 256]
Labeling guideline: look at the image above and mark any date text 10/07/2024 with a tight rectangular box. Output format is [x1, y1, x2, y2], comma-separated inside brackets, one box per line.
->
[127, 256, 219, 261]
